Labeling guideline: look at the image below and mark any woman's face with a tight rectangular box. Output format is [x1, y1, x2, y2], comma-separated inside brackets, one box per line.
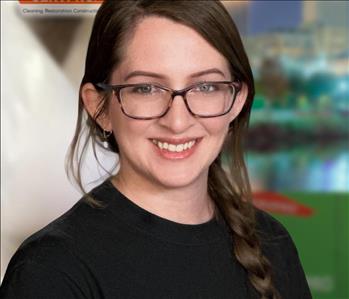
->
[106, 16, 247, 190]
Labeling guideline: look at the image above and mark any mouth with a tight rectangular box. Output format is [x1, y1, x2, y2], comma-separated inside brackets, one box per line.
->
[150, 137, 202, 159]
[151, 139, 197, 153]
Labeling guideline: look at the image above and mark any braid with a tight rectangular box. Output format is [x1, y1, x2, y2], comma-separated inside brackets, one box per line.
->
[208, 161, 281, 299]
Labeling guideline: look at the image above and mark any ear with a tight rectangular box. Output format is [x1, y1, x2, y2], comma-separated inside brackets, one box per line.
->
[228, 82, 248, 122]
[81, 83, 112, 131]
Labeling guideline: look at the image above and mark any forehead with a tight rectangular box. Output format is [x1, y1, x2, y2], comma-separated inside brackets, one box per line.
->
[113, 16, 230, 82]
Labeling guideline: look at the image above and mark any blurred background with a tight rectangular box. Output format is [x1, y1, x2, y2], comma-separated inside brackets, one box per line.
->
[1, 1, 348, 298]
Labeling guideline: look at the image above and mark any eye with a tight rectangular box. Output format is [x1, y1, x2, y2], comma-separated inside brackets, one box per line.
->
[130, 84, 163, 95]
[194, 83, 219, 93]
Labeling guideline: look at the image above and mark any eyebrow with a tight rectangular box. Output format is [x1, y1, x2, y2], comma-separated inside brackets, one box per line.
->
[124, 68, 226, 81]
[124, 71, 165, 81]
[190, 68, 226, 78]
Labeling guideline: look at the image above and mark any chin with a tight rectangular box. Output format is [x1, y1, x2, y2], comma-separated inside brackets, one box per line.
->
[153, 169, 207, 190]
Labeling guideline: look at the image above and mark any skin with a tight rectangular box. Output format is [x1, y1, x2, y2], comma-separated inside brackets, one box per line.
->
[82, 17, 248, 224]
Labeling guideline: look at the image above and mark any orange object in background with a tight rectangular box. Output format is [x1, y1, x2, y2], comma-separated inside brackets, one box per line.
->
[19, 0, 103, 4]
[253, 192, 314, 217]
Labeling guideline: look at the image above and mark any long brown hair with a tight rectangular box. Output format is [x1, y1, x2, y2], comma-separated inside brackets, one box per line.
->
[67, 1, 281, 298]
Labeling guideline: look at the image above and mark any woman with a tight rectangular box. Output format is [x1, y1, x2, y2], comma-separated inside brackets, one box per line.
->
[1, 1, 312, 298]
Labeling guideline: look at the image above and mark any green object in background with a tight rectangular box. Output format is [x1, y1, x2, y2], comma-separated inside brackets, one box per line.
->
[251, 95, 266, 110]
[272, 193, 349, 299]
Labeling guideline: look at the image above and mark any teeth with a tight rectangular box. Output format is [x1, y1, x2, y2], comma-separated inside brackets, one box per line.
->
[152, 139, 196, 152]
[176, 144, 184, 152]
[169, 144, 176, 151]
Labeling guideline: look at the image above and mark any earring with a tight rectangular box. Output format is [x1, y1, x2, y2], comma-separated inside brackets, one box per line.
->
[102, 130, 112, 148]
[103, 130, 112, 139]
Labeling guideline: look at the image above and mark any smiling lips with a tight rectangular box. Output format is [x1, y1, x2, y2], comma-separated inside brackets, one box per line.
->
[152, 139, 196, 152]
[151, 138, 200, 159]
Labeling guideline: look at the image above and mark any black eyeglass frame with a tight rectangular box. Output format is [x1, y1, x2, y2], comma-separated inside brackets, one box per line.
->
[96, 80, 242, 120]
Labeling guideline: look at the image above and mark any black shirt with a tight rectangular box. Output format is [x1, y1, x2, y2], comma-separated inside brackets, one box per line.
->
[0, 180, 312, 298]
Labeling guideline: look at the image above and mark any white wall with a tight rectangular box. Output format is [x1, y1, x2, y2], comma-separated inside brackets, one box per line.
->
[1, 2, 115, 279]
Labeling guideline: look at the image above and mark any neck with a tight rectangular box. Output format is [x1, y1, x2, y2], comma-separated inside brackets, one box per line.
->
[111, 169, 215, 225]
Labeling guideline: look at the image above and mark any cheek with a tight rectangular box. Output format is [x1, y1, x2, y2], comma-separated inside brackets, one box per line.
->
[112, 120, 147, 146]
[202, 117, 231, 139]
[200, 118, 231, 160]
[108, 106, 152, 150]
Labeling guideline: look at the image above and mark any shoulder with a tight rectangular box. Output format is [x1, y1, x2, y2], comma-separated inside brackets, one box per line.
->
[253, 208, 299, 260]
[254, 208, 312, 298]
[3, 199, 91, 280]
[1, 215, 86, 298]
[8, 180, 116, 264]
[5, 179, 125, 270]
[254, 208, 291, 241]
[0, 182, 115, 298]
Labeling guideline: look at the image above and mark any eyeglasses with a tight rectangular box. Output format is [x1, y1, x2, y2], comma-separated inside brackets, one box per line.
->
[96, 81, 241, 120]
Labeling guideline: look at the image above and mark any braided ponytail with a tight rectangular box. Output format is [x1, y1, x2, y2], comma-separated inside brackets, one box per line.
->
[208, 154, 281, 299]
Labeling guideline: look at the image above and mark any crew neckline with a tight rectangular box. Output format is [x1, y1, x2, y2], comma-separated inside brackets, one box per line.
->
[92, 179, 231, 246]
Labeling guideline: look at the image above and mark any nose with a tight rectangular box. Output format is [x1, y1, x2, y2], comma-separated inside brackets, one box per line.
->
[157, 94, 195, 134]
